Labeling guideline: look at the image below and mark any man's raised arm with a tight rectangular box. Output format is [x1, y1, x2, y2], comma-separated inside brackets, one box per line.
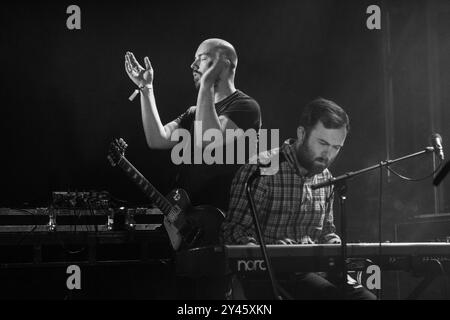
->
[195, 52, 240, 149]
[125, 51, 178, 150]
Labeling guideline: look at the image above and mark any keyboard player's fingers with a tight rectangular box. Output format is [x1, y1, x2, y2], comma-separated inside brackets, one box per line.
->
[284, 238, 297, 245]
[277, 238, 297, 245]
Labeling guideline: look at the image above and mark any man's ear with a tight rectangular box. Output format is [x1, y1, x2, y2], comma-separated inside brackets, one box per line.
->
[297, 126, 306, 144]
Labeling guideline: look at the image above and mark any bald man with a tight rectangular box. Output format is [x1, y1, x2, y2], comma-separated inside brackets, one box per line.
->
[125, 39, 261, 213]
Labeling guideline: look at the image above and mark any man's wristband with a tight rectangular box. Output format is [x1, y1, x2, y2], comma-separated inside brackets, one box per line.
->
[128, 84, 153, 101]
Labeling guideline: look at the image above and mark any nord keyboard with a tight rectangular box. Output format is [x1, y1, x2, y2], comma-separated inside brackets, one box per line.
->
[176, 242, 450, 277]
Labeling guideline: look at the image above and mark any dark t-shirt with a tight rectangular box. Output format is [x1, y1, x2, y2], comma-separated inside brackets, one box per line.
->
[173, 90, 261, 211]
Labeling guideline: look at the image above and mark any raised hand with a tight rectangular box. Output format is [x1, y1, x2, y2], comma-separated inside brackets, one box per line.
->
[124, 51, 153, 88]
[200, 51, 230, 87]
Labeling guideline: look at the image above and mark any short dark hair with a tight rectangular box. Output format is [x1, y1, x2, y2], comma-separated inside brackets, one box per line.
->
[299, 97, 350, 134]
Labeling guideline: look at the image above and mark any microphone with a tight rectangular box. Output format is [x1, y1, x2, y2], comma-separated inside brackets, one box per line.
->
[431, 133, 444, 160]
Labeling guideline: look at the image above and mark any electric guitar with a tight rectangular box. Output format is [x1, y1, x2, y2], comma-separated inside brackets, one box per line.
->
[107, 138, 225, 251]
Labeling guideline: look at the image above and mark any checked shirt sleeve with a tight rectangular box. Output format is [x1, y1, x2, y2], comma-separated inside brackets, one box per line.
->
[221, 164, 268, 245]
[319, 186, 341, 244]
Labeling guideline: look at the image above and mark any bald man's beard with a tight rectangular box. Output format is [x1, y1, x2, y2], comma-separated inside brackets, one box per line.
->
[193, 72, 202, 89]
[193, 73, 221, 90]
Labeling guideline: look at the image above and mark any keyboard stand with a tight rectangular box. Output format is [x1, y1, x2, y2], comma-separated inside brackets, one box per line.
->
[407, 258, 449, 299]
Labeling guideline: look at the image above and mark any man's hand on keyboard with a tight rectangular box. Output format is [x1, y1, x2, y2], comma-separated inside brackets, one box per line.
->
[276, 238, 298, 245]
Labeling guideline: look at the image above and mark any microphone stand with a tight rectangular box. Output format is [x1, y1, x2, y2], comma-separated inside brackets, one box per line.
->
[311, 146, 435, 297]
[332, 180, 349, 298]
[245, 169, 291, 300]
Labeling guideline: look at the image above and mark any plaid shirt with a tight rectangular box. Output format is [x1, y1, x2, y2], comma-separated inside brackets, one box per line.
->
[222, 139, 340, 245]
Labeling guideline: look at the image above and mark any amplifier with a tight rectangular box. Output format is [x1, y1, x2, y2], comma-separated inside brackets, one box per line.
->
[395, 213, 450, 242]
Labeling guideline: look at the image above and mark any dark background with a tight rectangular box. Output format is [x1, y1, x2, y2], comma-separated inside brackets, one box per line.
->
[1, 0, 449, 242]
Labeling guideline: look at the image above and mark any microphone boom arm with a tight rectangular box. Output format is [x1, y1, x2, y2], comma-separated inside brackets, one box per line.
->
[312, 147, 435, 190]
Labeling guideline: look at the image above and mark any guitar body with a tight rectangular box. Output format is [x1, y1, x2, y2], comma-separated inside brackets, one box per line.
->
[164, 189, 225, 251]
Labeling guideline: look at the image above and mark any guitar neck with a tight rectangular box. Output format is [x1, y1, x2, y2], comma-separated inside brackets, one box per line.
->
[117, 157, 172, 215]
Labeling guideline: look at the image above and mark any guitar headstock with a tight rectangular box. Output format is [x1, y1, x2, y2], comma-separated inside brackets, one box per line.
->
[107, 138, 128, 167]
